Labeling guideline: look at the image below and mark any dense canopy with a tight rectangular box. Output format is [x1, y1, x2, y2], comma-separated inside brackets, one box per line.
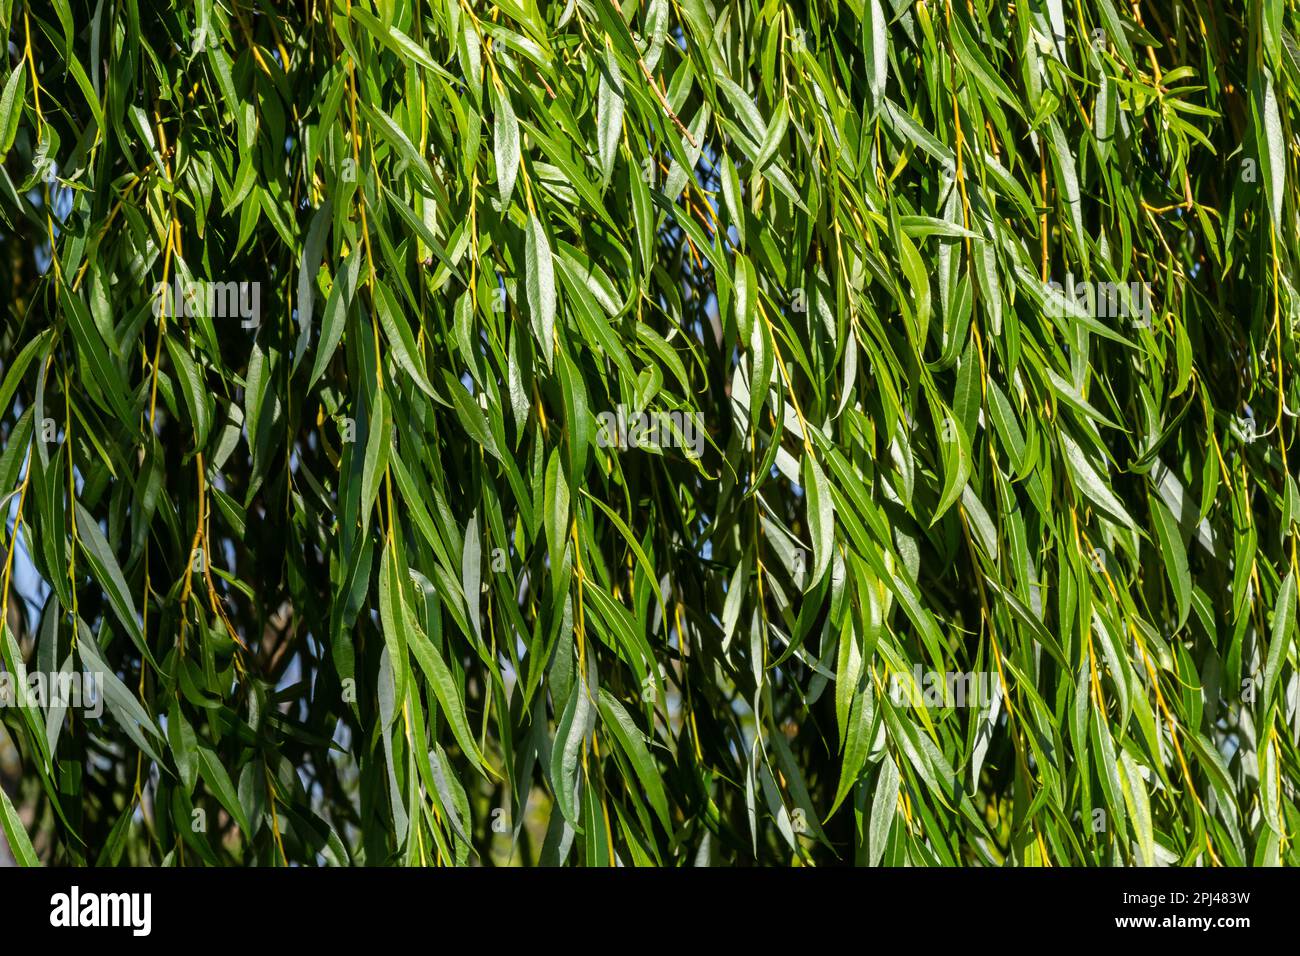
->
[0, 0, 1298, 866]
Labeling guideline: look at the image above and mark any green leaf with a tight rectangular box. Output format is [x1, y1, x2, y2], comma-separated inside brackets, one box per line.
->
[351, 8, 445, 77]
[76, 621, 164, 763]
[74, 504, 156, 668]
[526, 212, 557, 363]
[596, 45, 624, 186]
[168, 702, 199, 793]
[1260, 75, 1286, 232]
[802, 454, 833, 590]
[544, 447, 570, 569]
[198, 745, 253, 835]
[0, 328, 54, 419]
[373, 278, 439, 400]
[359, 385, 391, 532]
[550, 673, 591, 828]
[60, 285, 134, 429]
[494, 82, 520, 207]
[444, 371, 501, 462]
[1118, 750, 1154, 867]
[868, 753, 899, 867]
[406, 596, 490, 777]
[1149, 494, 1191, 630]
[597, 688, 671, 832]
[164, 337, 210, 450]
[862, 0, 888, 112]
[294, 199, 332, 372]
[0, 61, 25, 157]
[308, 245, 361, 388]
[0, 777, 39, 866]
[1262, 569, 1296, 712]
[1060, 432, 1135, 529]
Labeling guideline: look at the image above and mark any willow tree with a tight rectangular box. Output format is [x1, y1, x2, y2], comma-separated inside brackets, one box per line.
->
[0, 0, 1297, 867]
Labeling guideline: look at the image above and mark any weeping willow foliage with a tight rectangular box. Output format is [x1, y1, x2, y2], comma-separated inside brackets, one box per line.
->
[0, 0, 1298, 867]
